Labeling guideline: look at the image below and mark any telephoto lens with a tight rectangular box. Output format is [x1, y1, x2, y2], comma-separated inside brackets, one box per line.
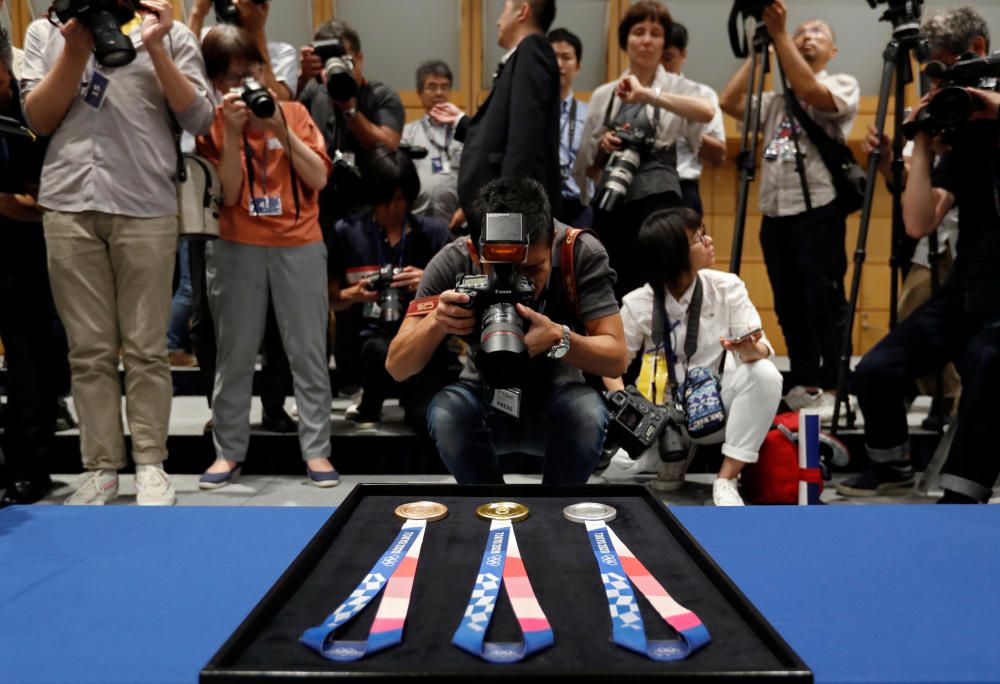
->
[240, 78, 277, 119]
[476, 301, 529, 389]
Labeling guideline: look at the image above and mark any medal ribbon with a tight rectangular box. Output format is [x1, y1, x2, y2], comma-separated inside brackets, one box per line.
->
[452, 519, 554, 662]
[585, 520, 710, 660]
[301, 519, 426, 661]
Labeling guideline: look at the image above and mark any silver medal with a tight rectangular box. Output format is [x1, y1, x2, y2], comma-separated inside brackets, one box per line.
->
[563, 502, 617, 524]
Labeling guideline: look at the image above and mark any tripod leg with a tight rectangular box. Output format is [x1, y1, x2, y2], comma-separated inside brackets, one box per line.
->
[831, 41, 902, 435]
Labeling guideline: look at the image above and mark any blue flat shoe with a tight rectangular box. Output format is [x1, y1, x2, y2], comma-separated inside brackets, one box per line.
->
[198, 462, 242, 490]
[306, 466, 341, 488]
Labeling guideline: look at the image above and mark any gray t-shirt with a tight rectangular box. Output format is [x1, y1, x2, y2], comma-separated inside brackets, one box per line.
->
[401, 115, 463, 222]
[416, 222, 619, 386]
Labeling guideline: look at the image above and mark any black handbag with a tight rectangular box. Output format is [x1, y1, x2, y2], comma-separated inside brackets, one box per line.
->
[783, 86, 866, 215]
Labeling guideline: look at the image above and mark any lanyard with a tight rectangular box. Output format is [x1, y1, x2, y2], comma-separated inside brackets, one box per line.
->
[584, 520, 710, 660]
[420, 117, 454, 161]
[373, 215, 407, 269]
[300, 519, 426, 661]
[652, 277, 704, 402]
[560, 98, 578, 150]
[452, 519, 554, 662]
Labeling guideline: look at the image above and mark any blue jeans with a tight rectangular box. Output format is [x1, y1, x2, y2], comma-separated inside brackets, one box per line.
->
[427, 381, 609, 484]
[167, 239, 193, 352]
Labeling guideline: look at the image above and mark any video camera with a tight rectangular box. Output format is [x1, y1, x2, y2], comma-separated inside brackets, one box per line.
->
[49, 0, 137, 67]
[604, 385, 688, 461]
[902, 53, 1000, 141]
[365, 265, 406, 325]
[312, 39, 359, 103]
[454, 213, 535, 390]
[866, 0, 923, 37]
[594, 126, 655, 213]
[231, 77, 276, 119]
[214, 0, 266, 26]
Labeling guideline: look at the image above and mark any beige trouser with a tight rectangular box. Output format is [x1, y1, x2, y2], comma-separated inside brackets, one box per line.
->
[43, 210, 177, 471]
[898, 259, 962, 401]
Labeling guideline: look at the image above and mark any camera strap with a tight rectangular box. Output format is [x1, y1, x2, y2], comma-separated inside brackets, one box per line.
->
[300, 518, 428, 661]
[242, 113, 302, 222]
[779, 70, 813, 213]
[583, 519, 710, 660]
[651, 276, 703, 401]
[452, 519, 554, 663]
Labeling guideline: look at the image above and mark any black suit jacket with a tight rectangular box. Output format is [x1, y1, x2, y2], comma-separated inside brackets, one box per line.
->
[457, 33, 562, 233]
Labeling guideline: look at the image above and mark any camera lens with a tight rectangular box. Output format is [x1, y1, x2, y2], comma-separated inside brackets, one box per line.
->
[476, 302, 528, 389]
[85, 10, 137, 68]
[324, 57, 359, 103]
[595, 147, 642, 213]
[927, 86, 976, 129]
[379, 289, 404, 324]
[241, 79, 277, 119]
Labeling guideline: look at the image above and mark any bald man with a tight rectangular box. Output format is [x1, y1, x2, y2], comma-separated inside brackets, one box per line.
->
[720, 0, 859, 422]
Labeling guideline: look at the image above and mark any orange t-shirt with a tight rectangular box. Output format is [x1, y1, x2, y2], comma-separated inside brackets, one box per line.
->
[197, 101, 332, 247]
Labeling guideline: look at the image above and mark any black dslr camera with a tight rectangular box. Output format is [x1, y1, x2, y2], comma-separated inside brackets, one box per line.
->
[903, 54, 1000, 142]
[365, 265, 406, 325]
[49, 0, 137, 67]
[594, 127, 655, 213]
[312, 39, 359, 103]
[231, 77, 276, 119]
[605, 385, 688, 462]
[214, 0, 266, 26]
[454, 213, 535, 389]
[727, 0, 775, 57]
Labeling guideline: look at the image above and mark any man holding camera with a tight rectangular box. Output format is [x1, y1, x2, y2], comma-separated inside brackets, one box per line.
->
[838, 8, 1000, 503]
[386, 177, 627, 485]
[401, 60, 465, 230]
[298, 20, 405, 226]
[329, 148, 451, 431]
[720, 0, 858, 420]
[22, 0, 214, 505]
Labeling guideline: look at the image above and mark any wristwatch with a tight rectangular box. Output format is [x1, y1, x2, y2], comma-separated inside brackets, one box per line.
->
[547, 324, 571, 360]
[343, 107, 358, 121]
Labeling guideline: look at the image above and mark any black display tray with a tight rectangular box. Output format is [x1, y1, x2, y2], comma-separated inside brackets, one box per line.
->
[202, 484, 811, 682]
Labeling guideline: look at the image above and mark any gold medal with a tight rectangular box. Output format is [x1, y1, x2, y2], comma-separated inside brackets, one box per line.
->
[393, 501, 449, 522]
[475, 501, 530, 522]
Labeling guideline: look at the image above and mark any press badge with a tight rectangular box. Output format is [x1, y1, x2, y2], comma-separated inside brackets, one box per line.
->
[83, 72, 110, 110]
[431, 157, 451, 174]
[488, 387, 521, 419]
[249, 197, 282, 216]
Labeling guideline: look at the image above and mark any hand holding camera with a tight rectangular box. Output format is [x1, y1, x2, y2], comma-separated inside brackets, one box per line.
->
[299, 45, 324, 83]
[58, 18, 94, 61]
[139, 0, 173, 48]
[430, 289, 475, 337]
[515, 304, 563, 358]
[390, 266, 424, 293]
[761, 0, 788, 39]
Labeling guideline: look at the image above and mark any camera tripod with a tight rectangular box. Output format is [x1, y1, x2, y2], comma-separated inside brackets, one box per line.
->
[830, 4, 929, 434]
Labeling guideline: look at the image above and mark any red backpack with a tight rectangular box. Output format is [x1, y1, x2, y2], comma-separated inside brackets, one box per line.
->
[741, 412, 847, 505]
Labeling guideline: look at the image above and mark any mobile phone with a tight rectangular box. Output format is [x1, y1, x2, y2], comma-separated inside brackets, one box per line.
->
[727, 328, 761, 344]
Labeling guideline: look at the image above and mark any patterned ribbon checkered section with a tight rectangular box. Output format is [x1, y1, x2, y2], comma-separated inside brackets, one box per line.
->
[300, 519, 426, 661]
[452, 519, 554, 662]
[585, 520, 710, 660]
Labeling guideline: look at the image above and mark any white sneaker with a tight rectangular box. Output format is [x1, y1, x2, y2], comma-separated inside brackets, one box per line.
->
[65, 470, 119, 506]
[712, 478, 745, 506]
[783, 386, 824, 411]
[135, 464, 177, 506]
[343, 389, 364, 420]
[600, 447, 659, 481]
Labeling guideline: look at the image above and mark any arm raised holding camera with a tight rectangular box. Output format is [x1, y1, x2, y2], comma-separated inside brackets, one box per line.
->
[23, 20, 92, 136]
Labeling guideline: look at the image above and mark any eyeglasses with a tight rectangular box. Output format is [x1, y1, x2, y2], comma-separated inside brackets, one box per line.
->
[422, 83, 452, 94]
[689, 227, 710, 247]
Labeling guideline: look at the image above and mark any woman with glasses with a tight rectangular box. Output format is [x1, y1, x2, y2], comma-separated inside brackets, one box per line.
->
[195, 25, 339, 489]
[603, 208, 783, 506]
[573, 0, 714, 299]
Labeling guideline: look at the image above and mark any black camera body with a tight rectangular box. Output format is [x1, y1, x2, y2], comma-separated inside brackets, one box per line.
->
[232, 77, 276, 119]
[214, 0, 266, 26]
[453, 213, 536, 389]
[365, 265, 406, 325]
[594, 126, 655, 213]
[312, 39, 359, 103]
[866, 0, 924, 36]
[50, 0, 137, 67]
[727, 0, 775, 57]
[903, 54, 1000, 141]
[605, 385, 688, 462]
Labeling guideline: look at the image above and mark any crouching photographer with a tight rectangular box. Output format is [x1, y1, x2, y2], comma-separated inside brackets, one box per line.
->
[329, 147, 452, 430]
[386, 177, 628, 484]
[195, 27, 338, 488]
[604, 208, 782, 506]
[838, 13, 1000, 503]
